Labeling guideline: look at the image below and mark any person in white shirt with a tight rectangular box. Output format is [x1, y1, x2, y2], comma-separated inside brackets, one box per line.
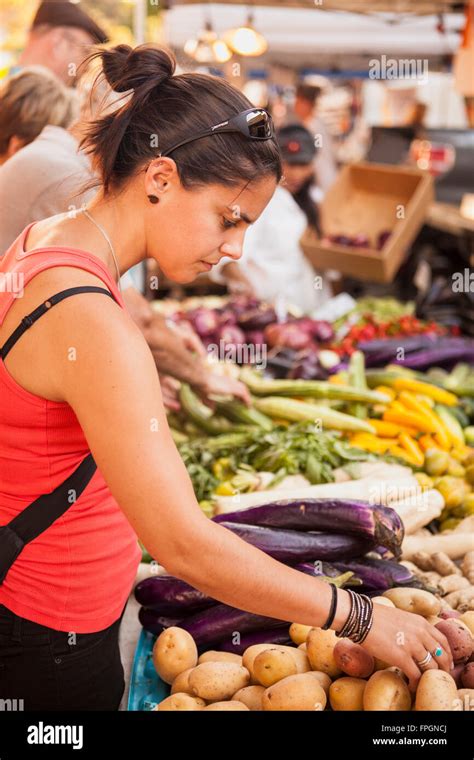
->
[211, 124, 332, 314]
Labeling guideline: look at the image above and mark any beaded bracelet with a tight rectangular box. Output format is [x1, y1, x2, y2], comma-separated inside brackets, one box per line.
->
[336, 589, 374, 644]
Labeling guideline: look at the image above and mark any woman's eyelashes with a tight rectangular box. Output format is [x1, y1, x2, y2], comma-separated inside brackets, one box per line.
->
[221, 217, 239, 230]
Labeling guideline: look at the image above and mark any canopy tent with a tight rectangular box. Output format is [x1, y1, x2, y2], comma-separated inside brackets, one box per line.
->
[167, 0, 463, 13]
[163, 3, 464, 68]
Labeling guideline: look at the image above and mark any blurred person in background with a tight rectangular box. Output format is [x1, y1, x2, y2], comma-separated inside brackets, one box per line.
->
[0, 66, 78, 165]
[0, 61, 248, 405]
[292, 83, 338, 193]
[7, 0, 108, 86]
[211, 124, 332, 313]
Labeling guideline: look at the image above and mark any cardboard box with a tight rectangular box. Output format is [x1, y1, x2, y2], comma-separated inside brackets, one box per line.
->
[301, 161, 434, 283]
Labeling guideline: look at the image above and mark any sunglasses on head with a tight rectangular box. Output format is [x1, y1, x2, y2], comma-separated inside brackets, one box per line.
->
[160, 107, 275, 157]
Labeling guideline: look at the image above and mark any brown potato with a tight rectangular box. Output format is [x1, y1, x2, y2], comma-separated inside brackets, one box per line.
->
[306, 671, 332, 696]
[363, 671, 411, 711]
[156, 693, 205, 711]
[189, 662, 250, 702]
[198, 651, 242, 666]
[306, 628, 342, 678]
[262, 673, 327, 711]
[152, 627, 198, 685]
[415, 670, 458, 711]
[289, 623, 313, 645]
[232, 685, 265, 711]
[298, 643, 307, 652]
[435, 619, 474, 664]
[383, 588, 441, 617]
[204, 701, 250, 711]
[329, 677, 366, 711]
[243, 643, 309, 682]
[253, 648, 297, 687]
[171, 667, 195, 695]
[372, 596, 395, 608]
[333, 639, 374, 678]
[459, 611, 474, 636]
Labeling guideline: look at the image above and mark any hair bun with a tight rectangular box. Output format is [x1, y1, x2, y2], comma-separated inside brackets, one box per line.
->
[101, 44, 175, 94]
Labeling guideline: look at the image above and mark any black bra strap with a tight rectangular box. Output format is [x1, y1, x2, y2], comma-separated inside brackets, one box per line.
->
[0, 286, 116, 360]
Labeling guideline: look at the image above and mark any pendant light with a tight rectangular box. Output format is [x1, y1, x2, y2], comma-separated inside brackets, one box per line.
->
[223, 11, 268, 58]
[184, 20, 232, 64]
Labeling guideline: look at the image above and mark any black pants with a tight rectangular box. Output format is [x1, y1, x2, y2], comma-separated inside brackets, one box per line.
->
[0, 602, 127, 711]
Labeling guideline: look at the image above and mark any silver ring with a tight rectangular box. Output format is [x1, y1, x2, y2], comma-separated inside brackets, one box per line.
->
[416, 651, 433, 668]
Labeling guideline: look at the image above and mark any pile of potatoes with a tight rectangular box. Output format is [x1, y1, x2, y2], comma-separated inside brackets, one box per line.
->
[401, 550, 474, 612]
[150, 589, 474, 712]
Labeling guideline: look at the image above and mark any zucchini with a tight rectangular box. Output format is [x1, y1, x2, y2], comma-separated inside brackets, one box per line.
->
[240, 367, 390, 404]
[179, 384, 235, 435]
[253, 396, 377, 433]
[215, 399, 273, 431]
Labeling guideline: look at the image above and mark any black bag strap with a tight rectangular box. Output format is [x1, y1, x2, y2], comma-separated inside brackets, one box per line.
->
[1, 286, 116, 360]
[0, 453, 97, 585]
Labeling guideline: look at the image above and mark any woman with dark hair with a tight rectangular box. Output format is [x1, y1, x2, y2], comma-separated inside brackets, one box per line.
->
[0, 45, 451, 710]
[211, 124, 332, 312]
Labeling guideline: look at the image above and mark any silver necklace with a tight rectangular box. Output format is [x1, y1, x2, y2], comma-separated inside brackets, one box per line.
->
[82, 208, 122, 293]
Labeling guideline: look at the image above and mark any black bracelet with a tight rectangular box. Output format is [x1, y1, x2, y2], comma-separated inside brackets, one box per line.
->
[321, 582, 338, 630]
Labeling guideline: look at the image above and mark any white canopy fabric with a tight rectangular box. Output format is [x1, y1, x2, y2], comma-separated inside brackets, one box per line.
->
[163, 4, 464, 66]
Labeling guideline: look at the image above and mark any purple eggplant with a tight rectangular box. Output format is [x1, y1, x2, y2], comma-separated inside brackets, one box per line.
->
[180, 603, 286, 648]
[331, 557, 415, 592]
[213, 499, 403, 557]
[134, 575, 217, 616]
[393, 344, 474, 369]
[218, 627, 292, 654]
[138, 607, 183, 635]
[217, 521, 375, 563]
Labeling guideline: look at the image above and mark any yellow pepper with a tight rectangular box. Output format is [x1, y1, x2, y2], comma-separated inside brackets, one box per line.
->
[368, 419, 418, 438]
[392, 377, 457, 406]
[398, 393, 451, 449]
[418, 434, 440, 452]
[383, 408, 437, 433]
[398, 432, 424, 467]
[214, 482, 236, 496]
[350, 433, 398, 453]
[387, 444, 420, 466]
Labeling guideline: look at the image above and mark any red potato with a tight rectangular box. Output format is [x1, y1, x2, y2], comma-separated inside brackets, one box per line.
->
[451, 664, 466, 688]
[435, 619, 474, 664]
[333, 639, 375, 678]
[461, 662, 474, 689]
[439, 609, 462, 620]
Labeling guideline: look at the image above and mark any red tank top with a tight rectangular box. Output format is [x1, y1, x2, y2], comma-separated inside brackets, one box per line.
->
[0, 223, 141, 633]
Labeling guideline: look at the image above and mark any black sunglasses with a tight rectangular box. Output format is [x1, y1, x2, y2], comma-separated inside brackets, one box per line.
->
[160, 108, 275, 157]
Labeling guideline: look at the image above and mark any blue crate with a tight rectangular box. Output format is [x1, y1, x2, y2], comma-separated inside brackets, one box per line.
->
[127, 629, 170, 711]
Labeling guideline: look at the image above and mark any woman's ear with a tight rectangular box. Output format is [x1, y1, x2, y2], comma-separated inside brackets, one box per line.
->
[145, 157, 178, 199]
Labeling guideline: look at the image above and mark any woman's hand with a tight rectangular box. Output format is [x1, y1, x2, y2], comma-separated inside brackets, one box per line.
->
[160, 375, 181, 411]
[360, 603, 454, 692]
[200, 373, 251, 405]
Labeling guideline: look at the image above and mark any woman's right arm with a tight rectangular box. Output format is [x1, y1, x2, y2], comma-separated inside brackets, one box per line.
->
[50, 292, 452, 690]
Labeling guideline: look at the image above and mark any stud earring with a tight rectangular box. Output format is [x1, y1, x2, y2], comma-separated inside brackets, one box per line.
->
[147, 195, 159, 204]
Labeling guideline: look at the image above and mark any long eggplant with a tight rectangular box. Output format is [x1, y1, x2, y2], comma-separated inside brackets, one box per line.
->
[218, 627, 292, 654]
[134, 574, 216, 615]
[180, 603, 286, 648]
[217, 521, 375, 562]
[138, 607, 183, 636]
[213, 499, 403, 557]
[331, 557, 415, 592]
[393, 344, 474, 369]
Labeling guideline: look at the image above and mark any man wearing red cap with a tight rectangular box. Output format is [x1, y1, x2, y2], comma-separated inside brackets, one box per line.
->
[14, 1, 108, 85]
